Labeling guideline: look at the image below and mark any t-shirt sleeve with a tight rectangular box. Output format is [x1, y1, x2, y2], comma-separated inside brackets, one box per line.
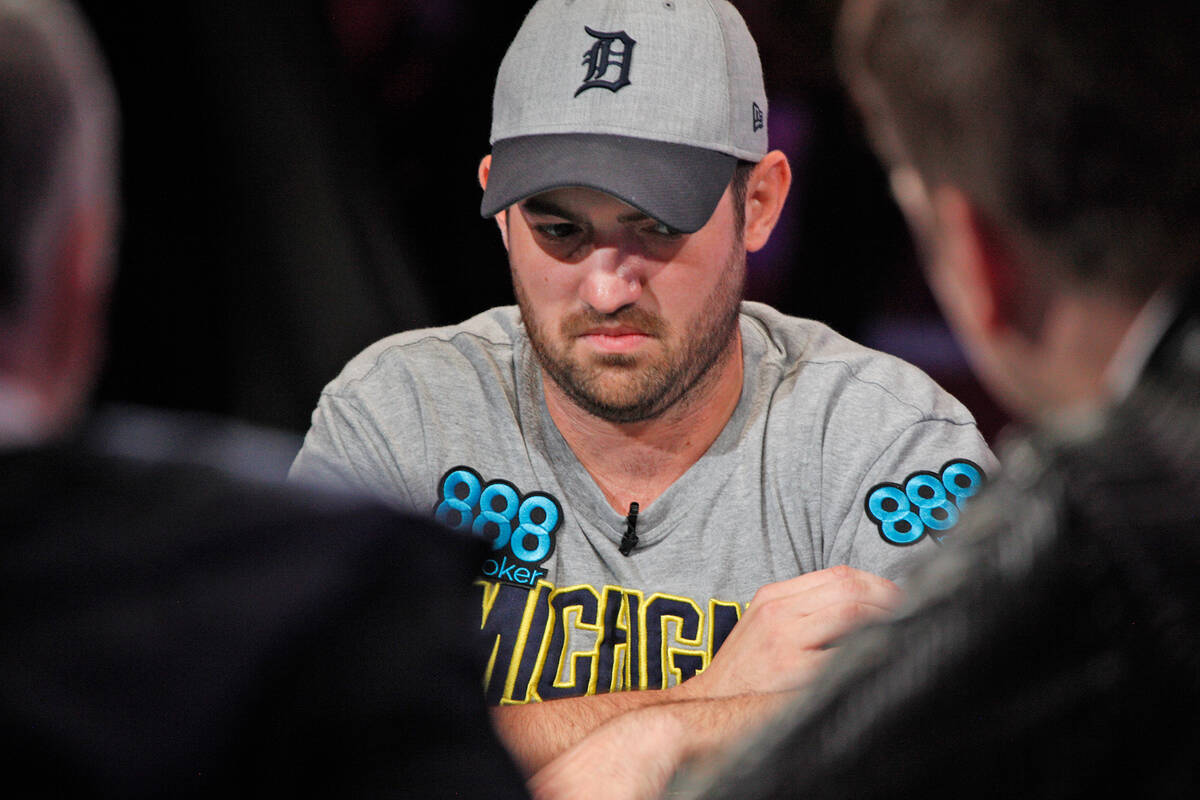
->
[289, 392, 417, 510]
[824, 417, 999, 584]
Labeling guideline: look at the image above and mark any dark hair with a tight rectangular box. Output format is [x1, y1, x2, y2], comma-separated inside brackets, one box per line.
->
[839, 0, 1200, 296]
[729, 159, 756, 237]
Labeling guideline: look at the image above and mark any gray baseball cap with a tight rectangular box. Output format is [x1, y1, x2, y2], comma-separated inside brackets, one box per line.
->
[480, 0, 769, 234]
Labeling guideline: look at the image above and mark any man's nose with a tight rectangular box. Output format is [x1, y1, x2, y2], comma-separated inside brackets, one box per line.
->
[577, 247, 644, 315]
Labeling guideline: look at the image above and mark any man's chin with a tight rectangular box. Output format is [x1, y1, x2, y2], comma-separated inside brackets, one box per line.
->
[573, 398, 667, 424]
[557, 375, 670, 423]
[590, 352, 641, 368]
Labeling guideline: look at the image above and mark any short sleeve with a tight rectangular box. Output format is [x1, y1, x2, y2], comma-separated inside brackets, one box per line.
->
[289, 392, 417, 510]
[825, 417, 998, 583]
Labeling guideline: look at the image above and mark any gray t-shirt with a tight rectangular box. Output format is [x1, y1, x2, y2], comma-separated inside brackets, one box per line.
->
[290, 302, 997, 702]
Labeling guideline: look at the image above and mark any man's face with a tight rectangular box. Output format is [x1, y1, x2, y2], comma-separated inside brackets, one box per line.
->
[889, 165, 1049, 420]
[504, 185, 746, 423]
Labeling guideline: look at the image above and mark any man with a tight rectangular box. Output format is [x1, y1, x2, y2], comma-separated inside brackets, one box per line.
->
[530, 0, 1200, 797]
[0, 1, 525, 795]
[291, 0, 994, 774]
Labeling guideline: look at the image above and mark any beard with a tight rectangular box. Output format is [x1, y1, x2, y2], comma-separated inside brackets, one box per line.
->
[513, 245, 745, 424]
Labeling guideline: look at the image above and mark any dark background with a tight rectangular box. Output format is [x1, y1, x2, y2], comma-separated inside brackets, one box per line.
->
[75, 0, 1008, 444]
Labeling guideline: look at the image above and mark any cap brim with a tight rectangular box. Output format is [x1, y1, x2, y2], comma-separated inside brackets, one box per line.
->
[480, 134, 737, 234]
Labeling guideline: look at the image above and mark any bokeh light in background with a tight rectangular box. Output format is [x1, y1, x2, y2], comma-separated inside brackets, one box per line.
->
[77, 0, 1007, 442]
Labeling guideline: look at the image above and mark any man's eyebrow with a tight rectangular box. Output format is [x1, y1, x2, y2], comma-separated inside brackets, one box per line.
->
[519, 197, 670, 230]
[520, 196, 580, 221]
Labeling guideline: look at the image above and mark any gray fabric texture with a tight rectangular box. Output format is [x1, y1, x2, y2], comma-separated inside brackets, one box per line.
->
[290, 302, 997, 701]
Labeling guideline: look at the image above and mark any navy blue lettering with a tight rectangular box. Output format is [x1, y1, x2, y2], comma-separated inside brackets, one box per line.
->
[537, 588, 600, 701]
[507, 583, 551, 704]
[709, 600, 741, 655]
[480, 582, 536, 705]
[644, 597, 703, 689]
[478, 582, 737, 703]
[596, 587, 627, 693]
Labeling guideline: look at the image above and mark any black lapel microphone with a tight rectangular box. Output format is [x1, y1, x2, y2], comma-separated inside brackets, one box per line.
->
[619, 501, 640, 556]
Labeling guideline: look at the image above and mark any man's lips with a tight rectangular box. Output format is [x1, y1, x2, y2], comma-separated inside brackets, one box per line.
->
[578, 327, 652, 353]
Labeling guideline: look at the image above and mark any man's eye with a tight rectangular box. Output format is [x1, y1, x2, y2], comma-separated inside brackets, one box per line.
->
[645, 221, 682, 239]
[535, 223, 580, 240]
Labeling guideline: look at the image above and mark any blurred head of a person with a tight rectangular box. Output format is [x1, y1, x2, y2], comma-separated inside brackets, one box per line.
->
[838, 0, 1200, 421]
[0, 0, 118, 445]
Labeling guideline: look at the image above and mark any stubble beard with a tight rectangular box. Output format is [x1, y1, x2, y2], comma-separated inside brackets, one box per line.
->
[513, 246, 746, 424]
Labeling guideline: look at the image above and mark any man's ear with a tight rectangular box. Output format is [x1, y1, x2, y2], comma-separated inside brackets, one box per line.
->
[42, 205, 110, 384]
[0, 203, 111, 431]
[930, 186, 1043, 340]
[478, 154, 509, 251]
[742, 150, 792, 253]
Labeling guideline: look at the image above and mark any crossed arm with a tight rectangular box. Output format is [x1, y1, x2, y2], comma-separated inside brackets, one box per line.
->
[491, 565, 903, 786]
[527, 691, 799, 800]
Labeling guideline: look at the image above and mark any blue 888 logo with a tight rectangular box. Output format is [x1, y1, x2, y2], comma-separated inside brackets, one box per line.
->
[865, 459, 985, 546]
[434, 466, 561, 564]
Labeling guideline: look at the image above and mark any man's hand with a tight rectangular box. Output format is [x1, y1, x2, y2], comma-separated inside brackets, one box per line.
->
[682, 565, 903, 699]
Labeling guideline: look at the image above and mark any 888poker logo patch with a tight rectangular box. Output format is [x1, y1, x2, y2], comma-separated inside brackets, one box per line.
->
[865, 459, 986, 546]
[434, 466, 562, 588]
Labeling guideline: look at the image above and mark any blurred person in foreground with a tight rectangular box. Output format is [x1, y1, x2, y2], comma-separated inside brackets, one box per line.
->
[0, 0, 524, 795]
[530, 1, 1200, 797]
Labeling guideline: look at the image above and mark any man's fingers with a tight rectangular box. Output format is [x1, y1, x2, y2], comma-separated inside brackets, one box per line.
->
[747, 565, 853, 604]
[750, 564, 901, 605]
[692, 567, 903, 698]
[749, 568, 903, 618]
[748, 599, 893, 657]
[784, 600, 895, 651]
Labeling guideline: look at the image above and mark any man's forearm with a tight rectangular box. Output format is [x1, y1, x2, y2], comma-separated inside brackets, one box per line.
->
[527, 692, 799, 800]
[491, 682, 699, 776]
[489, 681, 710, 777]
